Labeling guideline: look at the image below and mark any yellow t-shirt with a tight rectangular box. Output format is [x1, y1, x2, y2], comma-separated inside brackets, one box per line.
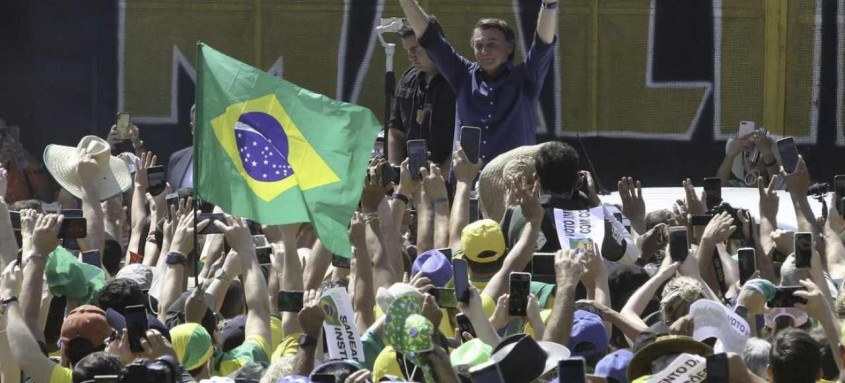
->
[49, 365, 72, 383]
[271, 333, 300, 362]
[214, 335, 271, 376]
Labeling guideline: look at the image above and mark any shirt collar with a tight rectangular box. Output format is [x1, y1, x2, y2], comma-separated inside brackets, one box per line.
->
[476, 60, 514, 79]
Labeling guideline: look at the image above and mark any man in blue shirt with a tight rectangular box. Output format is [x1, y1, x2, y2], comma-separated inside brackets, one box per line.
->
[399, 0, 558, 163]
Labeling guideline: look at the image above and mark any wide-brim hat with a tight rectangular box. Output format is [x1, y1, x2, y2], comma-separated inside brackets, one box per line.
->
[491, 333, 564, 383]
[627, 335, 713, 381]
[478, 144, 543, 221]
[44, 135, 132, 202]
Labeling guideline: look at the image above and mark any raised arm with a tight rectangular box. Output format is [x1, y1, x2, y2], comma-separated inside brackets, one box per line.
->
[157, 199, 208, 322]
[127, 152, 154, 261]
[543, 249, 586, 346]
[0, 167, 20, 267]
[361, 163, 400, 291]
[421, 164, 450, 249]
[2, 261, 57, 383]
[536, 0, 558, 44]
[824, 194, 845, 280]
[482, 180, 542, 300]
[580, 242, 612, 337]
[216, 216, 273, 347]
[449, 147, 481, 250]
[20, 213, 62, 342]
[76, 149, 106, 254]
[785, 156, 817, 234]
[757, 176, 779, 281]
[620, 257, 680, 328]
[266, 223, 306, 337]
[348, 213, 376, 330]
[717, 136, 751, 184]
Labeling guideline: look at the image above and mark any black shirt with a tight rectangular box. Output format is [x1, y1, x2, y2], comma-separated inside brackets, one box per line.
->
[388, 67, 456, 165]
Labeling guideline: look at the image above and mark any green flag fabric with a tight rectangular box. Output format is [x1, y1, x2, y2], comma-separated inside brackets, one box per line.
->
[195, 43, 381, 257]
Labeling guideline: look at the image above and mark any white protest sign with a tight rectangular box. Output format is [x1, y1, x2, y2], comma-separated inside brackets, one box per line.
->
[648, 353, 707, 383]
[553, 205, 638, 264]
[690, 300, 750, 354]
[320, 287, 365, 362]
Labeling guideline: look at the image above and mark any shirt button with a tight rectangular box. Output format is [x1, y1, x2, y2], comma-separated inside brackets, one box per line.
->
[489, 102, 493, 105]
[487, 114, 492, 118]
[482, 141, 487, 144]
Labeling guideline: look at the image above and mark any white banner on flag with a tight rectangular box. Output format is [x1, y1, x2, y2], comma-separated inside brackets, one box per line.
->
[320, 287, 365, 362]
[647, 353, 707, 383]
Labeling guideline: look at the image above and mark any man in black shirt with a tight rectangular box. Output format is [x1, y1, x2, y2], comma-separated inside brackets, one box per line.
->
[387, 24, 456, 170]
[504, 141, 597, 252]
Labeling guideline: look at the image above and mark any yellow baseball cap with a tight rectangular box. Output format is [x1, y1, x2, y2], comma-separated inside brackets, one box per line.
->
[460, 219, 506, 264]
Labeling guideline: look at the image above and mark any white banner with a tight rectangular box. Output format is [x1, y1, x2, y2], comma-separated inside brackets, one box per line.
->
[648, 353, 708, 383]
[320, 287, 365, 362]
[553, 204, 638, 264]
[690, 300, 750, 354]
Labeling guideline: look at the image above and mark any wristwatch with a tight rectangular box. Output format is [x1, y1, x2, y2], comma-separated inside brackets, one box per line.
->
[165, 251, 187, 266]
[298, 333, 318, 348]
[0, 297, 18, 316]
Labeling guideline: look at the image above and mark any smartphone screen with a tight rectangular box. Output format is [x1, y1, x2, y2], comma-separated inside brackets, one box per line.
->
[558, 358, 587, 383]
[469, 197, 480, 223]
[668, 226, 689, 263]
[61, 209, 83, 218]
[453, 258, 470, 303]
[9, 211, 20, 230]
[81, 251, 101, 268]
[706, 353, 729, 383]
[406, 139, 428, 180]
[470, 362, 505, 383]
[146, 165, 166, 196]
[58, 217, 88, 239]
[116, 112, 131, 139]
[738, 121, 755, 137]
[165, 193, 179, 221]
[794, 232, 812, 268]
[197, 213, 226, 234]
[777, 137, 799, 174]
[769, 286, 808, 308]
[309, 374, 334, 383]
[508, 272, 531, 317]
[124, 304, 149, 352]
[460, 126, 482, 164]
[455, 313, 476, 339]
[703, 177, 722, 210]
[738, 247, 756, 285]
[277, 291, 305, 312]
[381, 162, 397, 186]
[432, 288, 457, 308]
[332, 255, 351, 269]
[255, 246, 272, 265]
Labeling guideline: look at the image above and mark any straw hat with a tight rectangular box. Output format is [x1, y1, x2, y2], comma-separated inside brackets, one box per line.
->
[478, 144, 542, 221]
[43, 135, 132, 202]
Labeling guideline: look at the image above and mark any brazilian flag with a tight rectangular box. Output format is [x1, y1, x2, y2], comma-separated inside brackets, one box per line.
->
[195, 43, 380, 257]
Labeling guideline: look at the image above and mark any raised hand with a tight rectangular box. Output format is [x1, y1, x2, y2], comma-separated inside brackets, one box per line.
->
[31, 213, 63, 255]
[554, 249, 586, 288]
[701, 211, 736, 244]
[452, 145, 481, 184]
[421, 163, 448, 200]
[785, 155, 810, 195]
[0, 259, 22, 300]
[298, 289, 324, 336]
[76, 149, 101, 185]
[0, 164, 6, 197]
[682, 179, 707, 215]
[133, 151, 157, 191]
[361, 158, 387, 213]
[758, 176, 779, 218]
[619, 177, 646, 232]
[213, 215, 253, 254]
[396, 158, 421, 197]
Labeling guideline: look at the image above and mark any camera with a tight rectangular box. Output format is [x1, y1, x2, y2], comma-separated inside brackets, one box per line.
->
[121, 356, 180, 383]
[708, 202, 749, 240]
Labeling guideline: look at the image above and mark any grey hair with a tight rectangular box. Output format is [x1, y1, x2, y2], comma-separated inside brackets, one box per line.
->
[742, 338, 772, 379]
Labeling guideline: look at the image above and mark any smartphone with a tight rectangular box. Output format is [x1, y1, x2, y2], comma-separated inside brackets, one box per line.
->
[777, 137, 799, 174]
[381, 162, 398, 186]
[469, 197, 480, 222]
[703, 177, 722, 210]
[469, 362, 505, 383]
[531, 252, 556, 275]
[116, 112, 131, 139]
[738, 247, 756, 285]
[558, 358, 587, 383]
[309, 374, 334, 383]
[255, 246, 272, 265]
[738, 121, 755, 137]
[165, 193, 179, 221]
[769, 286, 808, 308]
[81, 251, 101, 267]
[668, 226, 689, 263]
[432, 288, 457, 308]
[9, 211, 20, 230]
[332, 255, 351, 269]
[835, 175, 845, 218]
[794, 232, 812, 268]
[406, 139, 428, 180]
[453, 258, 470, 303]
[93, 376, 120, 383]
[460, 126, 482, 164]
[689, 214, 713, 244]
[277, 291, 305, 312]
[455, 313, 476, 339]
[706, 353, 729, 383]
[124, 304, 149, 353]
[146, 165, 166, 196]
[508, 272, 531, 317]
[58, 217, 88, 239]
[197, 213, 226, 235]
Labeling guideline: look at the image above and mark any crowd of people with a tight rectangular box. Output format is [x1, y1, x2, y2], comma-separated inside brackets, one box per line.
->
[2, 1, 845, 383]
